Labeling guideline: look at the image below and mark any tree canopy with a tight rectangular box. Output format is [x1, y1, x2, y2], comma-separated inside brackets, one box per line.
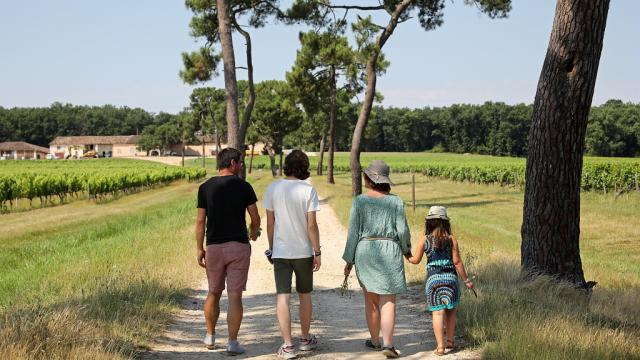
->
[2, 100, 638, 158]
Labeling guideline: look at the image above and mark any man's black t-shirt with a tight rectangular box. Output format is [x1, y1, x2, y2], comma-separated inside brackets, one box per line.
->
[197, 175, 258, 245]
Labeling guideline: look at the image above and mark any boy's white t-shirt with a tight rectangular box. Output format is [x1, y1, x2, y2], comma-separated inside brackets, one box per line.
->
[263, 179, 320, 259]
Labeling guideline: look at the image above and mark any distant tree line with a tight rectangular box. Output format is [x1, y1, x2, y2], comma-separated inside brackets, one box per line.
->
[287, 99, 640, 157]
[1, 99, 638, 157]
[0, 102, 171, 147]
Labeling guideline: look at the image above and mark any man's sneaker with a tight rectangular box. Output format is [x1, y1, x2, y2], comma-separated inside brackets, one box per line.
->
[224, 340, 246, 356]
[204, 333, 215, 350]
[365, 339, 382, 351]
[299, 334, 318, 351]
[276, 344, 297, 359]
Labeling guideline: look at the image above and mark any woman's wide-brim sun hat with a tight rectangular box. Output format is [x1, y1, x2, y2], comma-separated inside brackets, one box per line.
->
[426, 205, 449, 221]
[362, 160, 395, 185]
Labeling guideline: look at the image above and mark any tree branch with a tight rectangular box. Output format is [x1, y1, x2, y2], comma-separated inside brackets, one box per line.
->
[230, 15, 256, 142]
[376, 0, 413, 49]
[328, 4, 386, 10]
[312, 69, 330, 78]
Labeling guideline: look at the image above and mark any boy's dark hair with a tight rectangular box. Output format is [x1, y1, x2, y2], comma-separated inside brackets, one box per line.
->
[217, 148, 242, 170]
[283, 150, 310, 180]
[425, 218, 452, 250]
[363, 173, 391, 193]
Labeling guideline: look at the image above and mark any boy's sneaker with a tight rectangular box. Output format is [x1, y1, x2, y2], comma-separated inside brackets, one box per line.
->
[224, 340, 246, 356]
[203, 333, 215, 350]
[299, 334, 318, 351]
[382, 346, 400, 359]
[276, 344, 298, 359]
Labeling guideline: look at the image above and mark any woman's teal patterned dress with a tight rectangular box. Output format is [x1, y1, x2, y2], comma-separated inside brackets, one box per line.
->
[342, 194, 412, 295]
[424, 235, 460, 311]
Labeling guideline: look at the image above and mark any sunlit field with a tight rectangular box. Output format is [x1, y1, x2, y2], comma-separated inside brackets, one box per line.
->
[191, 152, 640, 193]
[311, 171, 640, 360]
[2, 155, 638, 359]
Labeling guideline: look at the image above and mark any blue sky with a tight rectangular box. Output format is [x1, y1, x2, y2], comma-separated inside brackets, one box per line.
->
[0, 1, 638, 114]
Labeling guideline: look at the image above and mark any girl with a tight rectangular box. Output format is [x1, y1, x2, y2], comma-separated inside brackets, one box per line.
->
[407, 206, 474, 356]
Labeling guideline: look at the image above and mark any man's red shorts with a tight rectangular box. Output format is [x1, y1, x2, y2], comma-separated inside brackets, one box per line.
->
[205, 241, 251, 293]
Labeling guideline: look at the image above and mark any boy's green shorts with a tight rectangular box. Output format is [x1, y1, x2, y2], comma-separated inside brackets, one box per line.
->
[273, 257, 314, 294]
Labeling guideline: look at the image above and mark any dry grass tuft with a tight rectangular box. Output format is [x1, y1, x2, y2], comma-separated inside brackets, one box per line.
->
[0, 184, 199, 359]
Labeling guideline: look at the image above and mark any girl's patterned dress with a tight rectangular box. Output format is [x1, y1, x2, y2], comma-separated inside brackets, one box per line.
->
[424, 234, 460, 311]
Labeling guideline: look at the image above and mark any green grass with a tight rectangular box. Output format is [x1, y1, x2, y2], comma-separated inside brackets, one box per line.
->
[310, 171, 640, 359]
[0, 182, 201, 359]
[0, 172, 273, 359]
[2, 158, 638, 359]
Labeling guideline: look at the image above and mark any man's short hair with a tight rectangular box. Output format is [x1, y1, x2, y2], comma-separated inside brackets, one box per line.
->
[283, 150, 310, 180]
[217, 148, 242, 170]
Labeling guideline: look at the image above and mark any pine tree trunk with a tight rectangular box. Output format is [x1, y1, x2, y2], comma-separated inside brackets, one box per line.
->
[233, 19, 255, 180]
[317, 133, 325, 176]
[202, 134, 206, 168]
[233, 20, 256, 150]
[248, 143, 255, 174]
[181, 143, 185, 167]
[216, 0, 240, 150]
[521, 0, 610, 287]
[268, 146, 277, 177]
[349, 0, 412, 196]
[327, 65, 337, 184]
[349, 57, 376, 195]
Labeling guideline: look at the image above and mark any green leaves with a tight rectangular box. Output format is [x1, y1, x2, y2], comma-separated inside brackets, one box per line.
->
[179, 48, 221, 85]
[252, 80, 303, 149]
[190, 87, 227, 136]
[181, 0, 281, 85]
[464, 0, 512, 19]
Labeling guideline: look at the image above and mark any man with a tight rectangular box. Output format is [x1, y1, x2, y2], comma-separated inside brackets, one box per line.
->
[195, 147, 261, 355]
[263, 150, 321, 359]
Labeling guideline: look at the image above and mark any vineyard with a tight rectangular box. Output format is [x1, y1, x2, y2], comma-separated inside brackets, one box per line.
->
[240, 152, 640, 192]
[0, 159, 206, 210]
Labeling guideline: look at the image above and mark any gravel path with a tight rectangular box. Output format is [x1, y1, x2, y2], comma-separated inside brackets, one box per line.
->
[143, 196, 480, 360]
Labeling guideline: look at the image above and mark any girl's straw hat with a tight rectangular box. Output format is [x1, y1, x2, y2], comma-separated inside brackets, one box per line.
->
[426, 205, 449, 221]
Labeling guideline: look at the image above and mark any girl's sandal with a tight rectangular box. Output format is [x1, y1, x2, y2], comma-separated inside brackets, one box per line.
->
[446, 339, 458, 351]
[433, 347, 446, 356]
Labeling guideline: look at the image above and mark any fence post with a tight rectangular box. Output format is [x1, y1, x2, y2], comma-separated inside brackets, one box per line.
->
[412, 171, 416, 214]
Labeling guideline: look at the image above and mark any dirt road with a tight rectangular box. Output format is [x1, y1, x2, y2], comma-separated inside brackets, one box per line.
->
[143, 197, 479, 359]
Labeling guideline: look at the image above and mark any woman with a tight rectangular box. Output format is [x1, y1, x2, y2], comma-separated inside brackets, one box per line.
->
[342, 160, 412, 359]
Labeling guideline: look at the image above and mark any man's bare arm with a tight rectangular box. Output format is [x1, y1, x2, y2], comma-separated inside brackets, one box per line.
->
[247, 203, 261, 241]
[196, 208, 206, 268]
